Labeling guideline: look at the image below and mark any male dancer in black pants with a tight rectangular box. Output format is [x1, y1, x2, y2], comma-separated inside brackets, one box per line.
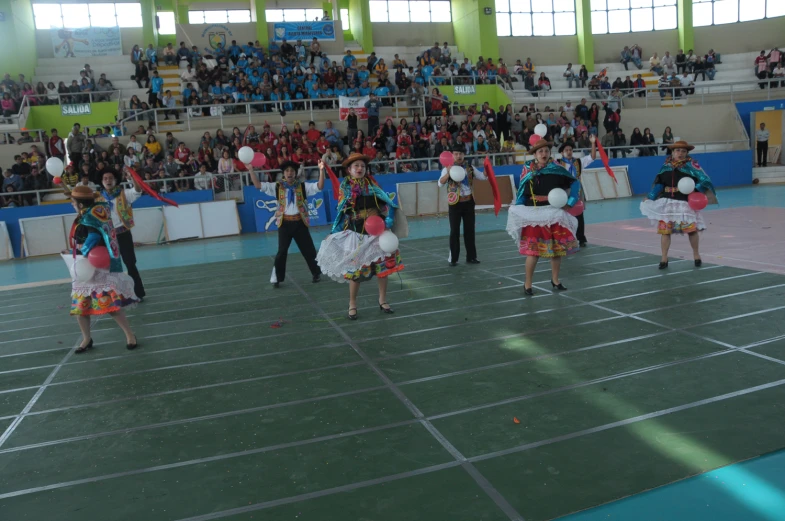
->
[438, 144, 487, 266]
[98, 170, 146, 300]
[251, 160, 324, 287]
[556, 134, 597, 247]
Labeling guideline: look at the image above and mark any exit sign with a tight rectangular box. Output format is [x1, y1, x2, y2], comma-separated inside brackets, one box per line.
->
[484, 7, 492, 15]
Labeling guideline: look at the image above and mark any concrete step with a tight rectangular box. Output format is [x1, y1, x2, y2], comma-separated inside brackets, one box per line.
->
[752, 166, 785, 184]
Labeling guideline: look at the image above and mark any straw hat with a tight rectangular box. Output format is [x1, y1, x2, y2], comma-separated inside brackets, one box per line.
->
[529, 139, 552, 154]
[666, 140, 694, 151]
[341, 152, 372, 169]
[66, 184, 97, 200]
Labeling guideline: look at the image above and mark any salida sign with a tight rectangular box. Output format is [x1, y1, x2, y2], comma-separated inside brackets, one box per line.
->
[61, 104, 92, 116]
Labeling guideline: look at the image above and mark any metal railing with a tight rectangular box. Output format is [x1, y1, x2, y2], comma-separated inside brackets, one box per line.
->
[0, 129, 47, 145]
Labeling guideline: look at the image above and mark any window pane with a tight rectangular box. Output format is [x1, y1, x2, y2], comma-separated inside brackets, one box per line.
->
[554, 0, 574, 11]
[116, 3, 143, 27]
[188, 11, 204, 24]
[630, 7, 653, 31]
[204, 10, 227, 23]
[653, 0, 676, 5]
[409, 1, 430, 21]
[283, 9, 306, 21]
[369, 1, 389, 21]
[607, 8, 630, 31]
[653, 5, 677, 28]
[532, 0, 552, 12]
[340, 8, 350, 20]
[265, 9, 283, 22]
[692, 2, 712, 25]
[713, 0, 738, 24]
[305, 8, 323, 20]
[533, 12, 554, 34]
[554, 11, 576, 34]
[496, 12, 512, 35]
[33, 3, 62, 29]
[430, 1, 451, 21]
[496, 0, 510, 11]
[769, 0, 785, 17]
[88, 4, 116, 27]
[509, 0, 531, 12]
[631, 0, 651, 7]
[388, 1, 410, 21]
[511, 12, 533, 35]
[63, 4, 89, 28]
[228, 10, 251, 23]
[158, 11, 175, 35]
[608, 0, 629, 9]
[740, 0, 765, 21]
[591, 10, 608, 32]
[591, 0, 607, 9]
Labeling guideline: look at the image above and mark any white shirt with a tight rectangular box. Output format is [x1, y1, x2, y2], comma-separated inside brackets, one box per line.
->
[560, 154, 595, 176]
[109, 188, 142, 229]
[194, 172, 211, 190]
[438, 164, 487, 196]
[259, 181, 319, 215]
[756, 129, 770, 142]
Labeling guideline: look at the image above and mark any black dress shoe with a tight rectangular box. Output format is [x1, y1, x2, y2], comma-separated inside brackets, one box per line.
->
[126, 336, 138, 350]
[273, 282, 280, 288]
[467, 259, 481, 264]
[348, 308, 358, 320]
[312, 274, 321, 283]
[379, 303, 394, 314]
[551, 280, 567, 291]
[579, 242, 587, 247]
[658, 262, 668, 270]
[694, 259, 702, 267]
[523, 286, 534, 296]
[75, 339, 93, 354]
[449, 262, 458, 267]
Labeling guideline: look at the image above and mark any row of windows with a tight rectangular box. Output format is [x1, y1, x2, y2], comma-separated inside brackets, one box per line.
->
[369, 1, 452, 23]
[188, 10, 251, 25]
[264, 9, 325, 23]
[496, 0, 576, 36]
[32, 2, 142, 29]
[590, 0, 678, 34]
[693, 0, 785, 26]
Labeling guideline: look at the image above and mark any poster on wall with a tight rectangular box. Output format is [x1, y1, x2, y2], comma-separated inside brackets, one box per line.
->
[253, 192, 328, 232]
[273, 21, 336, 42]
[176, 24, 258, 56]
[338, 95, 369, 121]
[50, 27, 122, 57]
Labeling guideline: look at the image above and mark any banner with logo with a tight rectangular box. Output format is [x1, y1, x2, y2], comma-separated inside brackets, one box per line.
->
[176, 24, 257, 57]
[273, 21, 336, 42]
[338, 95, 369, 121]
[51, 27, 122, 57]
[253, 191, 328, 232]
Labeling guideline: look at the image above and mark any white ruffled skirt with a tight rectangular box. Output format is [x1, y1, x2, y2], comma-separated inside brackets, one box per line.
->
[316, 230, 404, 283]
[640, 198, 706, 230]
[506, 205, 580, 257]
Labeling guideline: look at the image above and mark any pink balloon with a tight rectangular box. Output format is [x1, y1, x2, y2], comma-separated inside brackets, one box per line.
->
[688, 191, 708, 211]
[529, 134, 542, 146]
[566, 200, 585, 216]
[439, 151, 454, 167]
[251, 152, 267, 168]
[87, 246, 111, 270]
[365, 215, 385, 236]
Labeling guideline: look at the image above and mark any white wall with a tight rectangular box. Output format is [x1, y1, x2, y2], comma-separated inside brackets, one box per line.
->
[370, 22, 454, 48]
[35, 27, 143, 58]
[499, 36, 579, 66]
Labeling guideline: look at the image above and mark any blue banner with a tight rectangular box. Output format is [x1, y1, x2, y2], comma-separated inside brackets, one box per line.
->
[51, 27, 122, 57]
[253, 192, 329, 232]
[273, 21, 336, 42]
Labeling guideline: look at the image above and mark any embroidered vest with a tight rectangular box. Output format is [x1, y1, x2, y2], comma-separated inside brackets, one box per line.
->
[97, 189, 134, 230]
[558, 158, 584, 199]
[446, 164, 474, 205]
[275, 182, 310, 227]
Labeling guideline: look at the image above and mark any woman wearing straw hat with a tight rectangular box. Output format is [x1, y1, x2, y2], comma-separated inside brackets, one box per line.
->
[506, 139, 581, 295]
[65, 185, 139, 353]
[640, 140, 717, 269]
[316, 153, 407, 320]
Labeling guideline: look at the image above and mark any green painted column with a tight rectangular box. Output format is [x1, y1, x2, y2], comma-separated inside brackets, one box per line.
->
[677, 0, 694, 51]
[140, 0, 158, 47]
[338, 0, 353, 39]
[451, 0, 499, 63]
[175, 0, 190, 25]
[349, 0, 373, 52]
[0, 0, 37, 80]
[253, 0, 269, 45]
[575, 0, 595, 71]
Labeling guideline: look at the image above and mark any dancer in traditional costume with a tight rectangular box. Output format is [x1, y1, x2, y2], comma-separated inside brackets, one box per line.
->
[555, 134, 597, 247]
[316, 153, 407, 320]
[438, 144, 486, 266]
[640, 140, 717, 269]
[250, 160, 323, 287]
[66, 185, 138, 353]
[506, 139, 581, 295]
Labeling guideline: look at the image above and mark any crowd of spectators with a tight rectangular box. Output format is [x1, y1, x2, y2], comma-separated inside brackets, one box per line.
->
[753, 48, 785, 88]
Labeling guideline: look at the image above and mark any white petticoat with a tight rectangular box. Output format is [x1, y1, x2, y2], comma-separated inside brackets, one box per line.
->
[316, 230, 389, 283]
[640, 198, 706, 230]
[506, 205, 579, 243]
[71, 269, 138, 299]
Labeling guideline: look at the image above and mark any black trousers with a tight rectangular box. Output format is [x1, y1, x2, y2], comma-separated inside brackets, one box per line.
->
[448, 199, 477, 262]
[576, 212, 587, 244]
[116, 229, 145, 298]
[275, 219, 320, 282]
[757, 140, 768, 166]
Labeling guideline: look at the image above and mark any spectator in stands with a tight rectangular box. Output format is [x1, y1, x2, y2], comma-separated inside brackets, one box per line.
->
[662, 51, 676, 75]
[680, 73, 695, 94]
[773, 62, 785, 87]
[1, 93, 15, 123]
[649, 53, 663, 75]
[563, 63, 577, 88]
[693, 56, 707, 81]
[658, 74, 671, 98]
[662, 127, 674, 155]
[538, 72, 551, 94]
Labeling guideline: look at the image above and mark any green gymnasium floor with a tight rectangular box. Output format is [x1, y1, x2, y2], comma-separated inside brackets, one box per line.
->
[2, 230, 785, 520]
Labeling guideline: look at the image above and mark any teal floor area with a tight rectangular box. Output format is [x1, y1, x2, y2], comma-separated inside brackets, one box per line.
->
[3, 184, 785, 288]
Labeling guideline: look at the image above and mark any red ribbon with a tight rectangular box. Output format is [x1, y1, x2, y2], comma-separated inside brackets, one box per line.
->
[324, 163, 341, 201]
[483, 155, 502, 216]
[594, 141, 618, 184]
[126, 168, 179, 207]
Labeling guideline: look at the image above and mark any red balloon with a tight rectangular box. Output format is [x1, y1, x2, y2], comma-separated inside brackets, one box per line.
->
[53, 177, 62, 185]
[566, 200, 585, 216]
[251, 152, 268, 168]
[365, 215, 385, 236]
[439, 151, 454, 167]
[688, 191, 708, 211]
[529, 134, 542, 146]
[87, 246, 111, 269]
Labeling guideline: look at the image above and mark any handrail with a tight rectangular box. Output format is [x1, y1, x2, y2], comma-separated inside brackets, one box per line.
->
[0, 129, 47, 145]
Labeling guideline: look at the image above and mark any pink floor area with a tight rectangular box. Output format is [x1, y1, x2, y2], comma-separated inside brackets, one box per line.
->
[588, 206, 785, 275]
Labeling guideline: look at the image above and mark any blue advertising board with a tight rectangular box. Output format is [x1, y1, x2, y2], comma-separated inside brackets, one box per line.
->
[272, 21, 336, 41]
[253, 192, 329, 232]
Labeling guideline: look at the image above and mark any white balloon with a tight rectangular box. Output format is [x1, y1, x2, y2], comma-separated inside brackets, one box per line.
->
[677, 177, 696, 195]
[548, 188, 568, 208]
[63, 255, 96, 283]
[46, 157, 64, 178]
[379, 230, 399, 254]
[449, 166, 466, 182]
[237, 146, 254, 164]
[534, 124, 548, 138]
